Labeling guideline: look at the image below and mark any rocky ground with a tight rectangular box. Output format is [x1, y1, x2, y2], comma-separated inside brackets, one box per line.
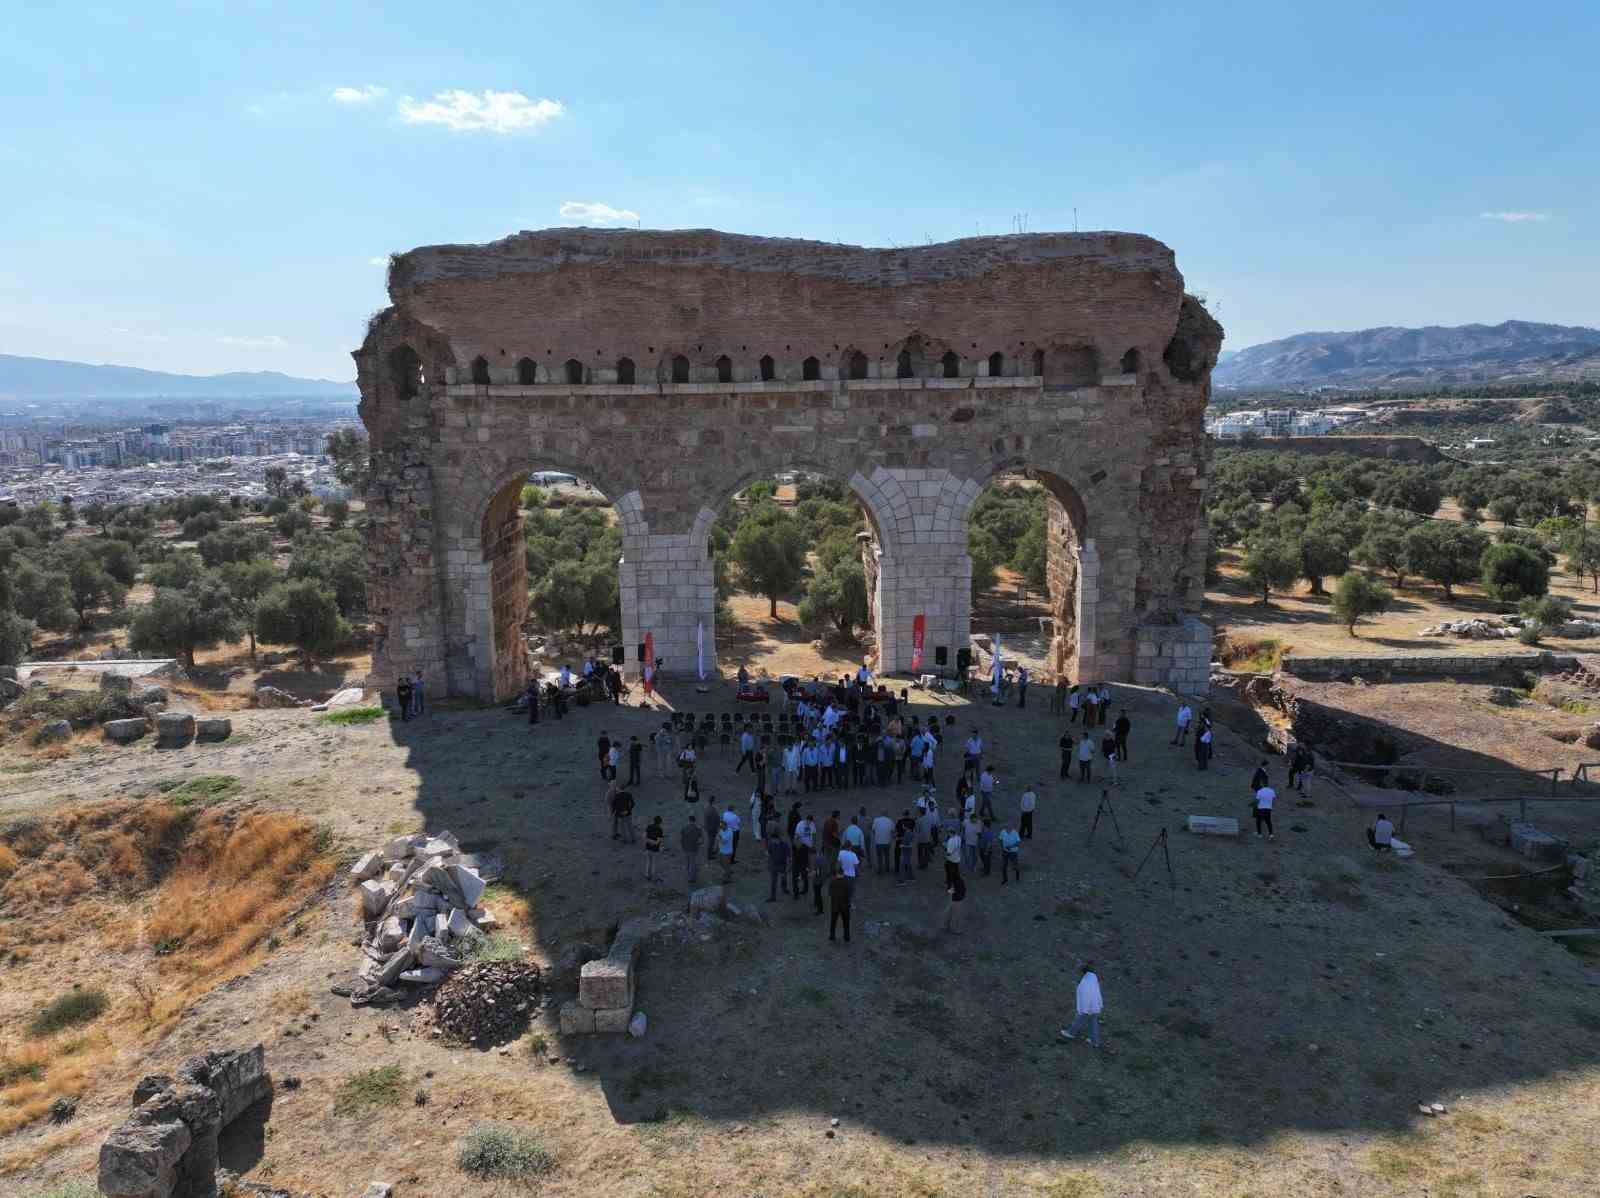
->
[7, 664, 1600, 1197]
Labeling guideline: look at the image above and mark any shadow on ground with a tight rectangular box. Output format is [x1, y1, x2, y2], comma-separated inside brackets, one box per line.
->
[379, 667, 1600, 1158]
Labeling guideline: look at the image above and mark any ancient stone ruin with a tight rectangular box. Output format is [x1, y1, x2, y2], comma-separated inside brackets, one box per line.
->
[98, 1045, 271, 1198]
[355, 228, 1223, 701]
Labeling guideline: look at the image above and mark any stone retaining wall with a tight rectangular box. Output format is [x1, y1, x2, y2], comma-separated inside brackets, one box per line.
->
[1279, 650, 1578, 680]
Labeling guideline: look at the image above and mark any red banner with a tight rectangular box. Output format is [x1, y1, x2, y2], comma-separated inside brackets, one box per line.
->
[643, 631, 656, 692]
[910, 614, 926, 673]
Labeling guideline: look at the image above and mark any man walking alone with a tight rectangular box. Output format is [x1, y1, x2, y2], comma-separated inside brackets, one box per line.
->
[1059, 963, 1105, 1048]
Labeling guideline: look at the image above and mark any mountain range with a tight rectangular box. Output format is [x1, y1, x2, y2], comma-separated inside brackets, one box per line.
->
[1214, 320, 1600, 390]
[0, 353, 356, 401]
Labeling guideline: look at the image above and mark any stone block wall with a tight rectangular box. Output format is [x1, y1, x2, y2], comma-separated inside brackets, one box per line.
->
[1134, 615, 1213, 693]
[1279, 650, 1577, 680]
[559, 915, 649, 1035]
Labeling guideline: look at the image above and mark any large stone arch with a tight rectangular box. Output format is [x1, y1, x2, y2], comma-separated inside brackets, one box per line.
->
[358, 228, 1222, 700]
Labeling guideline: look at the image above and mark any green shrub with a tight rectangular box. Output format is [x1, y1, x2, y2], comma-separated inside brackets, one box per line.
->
[318, 705, 386, 726]
[1481, 542, 1549, 605]
[456, 1122, 555, 1181]
[158, 775, 241, 807]
[1519, 595, 1573, 627]
[29, 988, 109, 1036]
[464, 933, 523, 962]
[1517, 622, 1543, 646]
[333, 1064, 406, 1116]
[25, 1182, 98, 1198]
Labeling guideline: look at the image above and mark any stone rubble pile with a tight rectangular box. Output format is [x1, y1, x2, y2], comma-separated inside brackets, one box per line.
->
[429, 959, 543, 1044]
[346, 830, 499, 1005]
[1419, 615, 1600, 640]
[1417, 618, 1520, 639]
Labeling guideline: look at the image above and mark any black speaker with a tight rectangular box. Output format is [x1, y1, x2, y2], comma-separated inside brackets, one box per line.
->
[638, 642, 647, 662]
[956, 648, 972, 672]
[934, 645, 948, 666]
[611, 645, 625, 665]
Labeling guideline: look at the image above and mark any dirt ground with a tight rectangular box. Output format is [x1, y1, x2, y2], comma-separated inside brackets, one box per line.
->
[1207, 538, 1600, 661]
[7, 665, 1600, 1196]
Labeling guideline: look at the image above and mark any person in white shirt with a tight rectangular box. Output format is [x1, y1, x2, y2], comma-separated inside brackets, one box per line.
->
[836, 843, 861, 892]
[1172, 703, 1193, 746]
[1253, 784, 1276, 840]
[943, 830, 963, 883]
[1371, 813, 1394, 852]
[961, 814, 981, 872]
[871, 813, 895, 874]
[1097, 684, 1112, 725]
[963, 732, 983, 779]
[1019, 783, 1038, 839]
[1076, 735, 1093, 783]
[921, 741, 936, 781]
[736, 729, 756, 774]
[1059, 963, 1105, 1048]
[722, 806, 743, 862]
[977, 767, 998, 819]
[782, 740, 801, 794]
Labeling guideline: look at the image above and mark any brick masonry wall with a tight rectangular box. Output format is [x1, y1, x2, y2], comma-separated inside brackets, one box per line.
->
[356, 229, 1223, 701]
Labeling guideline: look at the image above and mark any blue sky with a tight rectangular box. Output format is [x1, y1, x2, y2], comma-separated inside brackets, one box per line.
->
[1, 1, 1595, 381]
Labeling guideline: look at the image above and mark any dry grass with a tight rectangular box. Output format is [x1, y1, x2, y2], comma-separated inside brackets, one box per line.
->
[136, 811, 336, 1019]
[0, 800, 336, 1137]
[0, 1035, 110, 1137]
[1217, 634, 1285, 673]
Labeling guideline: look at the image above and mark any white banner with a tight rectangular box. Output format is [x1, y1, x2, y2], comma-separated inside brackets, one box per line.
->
[990, 635, 1003, 694]
[696, 620, 706, 682]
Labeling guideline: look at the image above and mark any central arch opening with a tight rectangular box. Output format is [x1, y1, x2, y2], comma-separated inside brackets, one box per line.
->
[709, 470, 880, 682]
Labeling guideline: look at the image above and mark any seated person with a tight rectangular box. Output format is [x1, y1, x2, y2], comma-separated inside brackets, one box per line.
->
[1367, 813, 1394, 852]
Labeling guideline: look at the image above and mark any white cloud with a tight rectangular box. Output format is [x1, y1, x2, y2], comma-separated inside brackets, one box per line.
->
[331, 85, 387, 104]
[559, 200, 640, 226]
[398, 89, 564, 134]
[110, 327, 170, 344]
[368, 256, 389, 267]
[217, 334, 289, 351]
[1479, 211, 1548, 223]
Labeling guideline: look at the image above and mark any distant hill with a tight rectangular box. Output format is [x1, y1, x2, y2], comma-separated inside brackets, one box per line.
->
[0, 353, 356, 400]
[1215, 321, 1600, 390]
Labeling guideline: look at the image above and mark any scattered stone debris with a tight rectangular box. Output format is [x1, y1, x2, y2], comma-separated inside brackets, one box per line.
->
[253, 685, 311, 709]
[36, 719, 71, 744]
[1418, 618, 1519, 639]
[345, 830, 499, 1004]
[429, 960, 543, 1044]
[1487, 687, 1523, 707]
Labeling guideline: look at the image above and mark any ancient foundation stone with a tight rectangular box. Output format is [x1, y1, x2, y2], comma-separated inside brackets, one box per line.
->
[104, 718, 149, 744]
[195, 717, 233, 742]
[99, 1045, 270, 1198]
[156, 712, 196, 749]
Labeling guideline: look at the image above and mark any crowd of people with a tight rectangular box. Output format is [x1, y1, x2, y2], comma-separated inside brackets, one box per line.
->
[566, 655, 1340, 1051]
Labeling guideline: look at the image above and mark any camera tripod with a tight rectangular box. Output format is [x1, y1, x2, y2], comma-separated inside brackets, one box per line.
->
[1085, 788, 1124, 850]
[1133, 827, 1176, 895]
